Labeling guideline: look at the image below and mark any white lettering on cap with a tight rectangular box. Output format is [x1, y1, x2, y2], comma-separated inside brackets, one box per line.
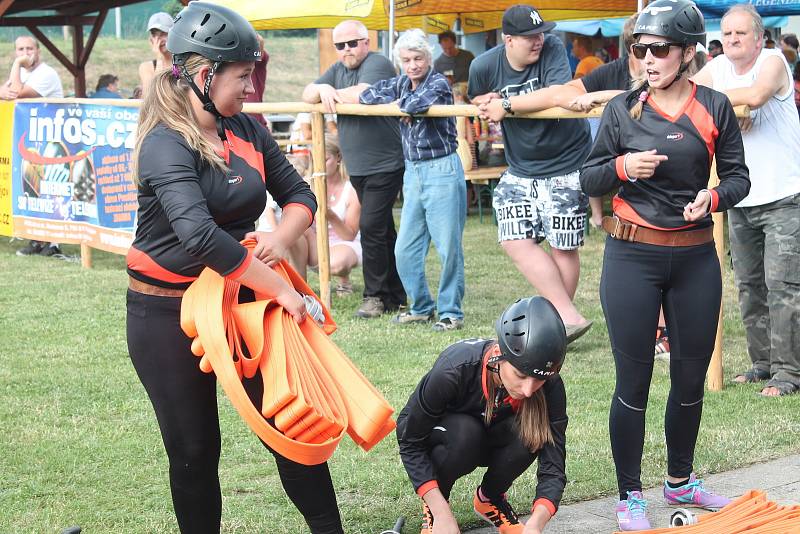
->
[530, 10, 542, 25]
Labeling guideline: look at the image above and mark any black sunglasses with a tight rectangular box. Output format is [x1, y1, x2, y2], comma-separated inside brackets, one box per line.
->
[334, 38, 366, 51]
[630, 42, 684, 60]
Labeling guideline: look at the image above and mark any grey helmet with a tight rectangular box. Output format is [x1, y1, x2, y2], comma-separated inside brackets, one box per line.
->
[168, 1, 261, 64]
[494, 297, 567, 378]
[634, 0, 706, 47]
[167, 2, 260, 135]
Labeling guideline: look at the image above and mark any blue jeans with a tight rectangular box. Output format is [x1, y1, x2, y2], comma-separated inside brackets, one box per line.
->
[395, 152, 466, 320]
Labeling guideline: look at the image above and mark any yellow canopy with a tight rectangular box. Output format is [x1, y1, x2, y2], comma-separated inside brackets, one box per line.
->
[212, 0, 637, 34]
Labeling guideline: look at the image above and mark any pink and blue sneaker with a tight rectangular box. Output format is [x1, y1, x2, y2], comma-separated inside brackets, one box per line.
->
[615, 490, 651, 531]
[663, 473, 731, 511]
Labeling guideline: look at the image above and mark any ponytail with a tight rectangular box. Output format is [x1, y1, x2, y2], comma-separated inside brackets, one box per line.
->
[132, 54, 228, 186]
[628, 77, 650, 121]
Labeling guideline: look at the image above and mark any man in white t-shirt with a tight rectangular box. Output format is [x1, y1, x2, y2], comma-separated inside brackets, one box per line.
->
[0, 36, 63, 100]
[1, 36, 65, 257]
[694, 4, 800, 398]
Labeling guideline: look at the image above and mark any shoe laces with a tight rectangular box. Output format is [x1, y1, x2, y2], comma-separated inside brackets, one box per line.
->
[625, 492, 648, 519]
[679, 477, 707, 499]
[488, 494, 520, 525]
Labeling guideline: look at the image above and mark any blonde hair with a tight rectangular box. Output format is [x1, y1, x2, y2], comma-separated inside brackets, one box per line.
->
[286, 154, 310, 179]
[132, 54, 227, 185]
[324, 133, 341, 159]
[484, 364, 553, 452]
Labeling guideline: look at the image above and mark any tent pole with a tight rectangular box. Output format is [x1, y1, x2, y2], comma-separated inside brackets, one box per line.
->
[388, 0, 395, 56]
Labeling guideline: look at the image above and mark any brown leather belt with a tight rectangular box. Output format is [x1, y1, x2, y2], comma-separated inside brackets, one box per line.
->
[128, 276, 186, 298]
[601, 216, 714, 247]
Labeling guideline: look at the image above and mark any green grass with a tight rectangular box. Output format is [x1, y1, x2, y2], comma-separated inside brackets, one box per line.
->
[1, 216, 799, 533]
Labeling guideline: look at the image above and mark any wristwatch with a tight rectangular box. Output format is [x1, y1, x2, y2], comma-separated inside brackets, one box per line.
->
[501, 97, 514, 115]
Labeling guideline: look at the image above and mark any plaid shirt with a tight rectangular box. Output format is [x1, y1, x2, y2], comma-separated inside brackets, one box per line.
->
[360, 68, 457, 162]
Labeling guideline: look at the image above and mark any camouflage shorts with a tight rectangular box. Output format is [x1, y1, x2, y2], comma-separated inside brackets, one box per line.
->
[493, 170, 588, 250]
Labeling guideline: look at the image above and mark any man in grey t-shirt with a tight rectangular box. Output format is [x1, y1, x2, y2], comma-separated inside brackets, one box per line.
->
[434, 30, 475, 84]
[469, 4, 592, 343]
[302, 20, 406, 319]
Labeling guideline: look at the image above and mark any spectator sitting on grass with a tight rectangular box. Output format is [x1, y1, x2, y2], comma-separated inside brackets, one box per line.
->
[305, 134, 362, 296]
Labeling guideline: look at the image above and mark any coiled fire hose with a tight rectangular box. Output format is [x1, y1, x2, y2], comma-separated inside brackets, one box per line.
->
[616, 490, 800, 533]
[180, 241, 396, 465]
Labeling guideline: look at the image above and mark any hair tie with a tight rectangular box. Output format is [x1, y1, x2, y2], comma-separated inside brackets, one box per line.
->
[638, 90, 648, 103]
[172, 65, 181, 79]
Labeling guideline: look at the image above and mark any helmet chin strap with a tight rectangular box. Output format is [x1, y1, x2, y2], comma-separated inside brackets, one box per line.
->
[180, 61, 228, 141]
[658, 48, 691, 92]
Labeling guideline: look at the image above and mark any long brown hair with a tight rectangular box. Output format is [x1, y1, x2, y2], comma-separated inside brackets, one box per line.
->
[132, 54, 228, 185]
[484, 360, 553, 452]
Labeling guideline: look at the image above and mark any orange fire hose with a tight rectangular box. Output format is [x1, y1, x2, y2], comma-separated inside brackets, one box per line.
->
[179, 241, 396, 465]
[616, 490, 800, 534]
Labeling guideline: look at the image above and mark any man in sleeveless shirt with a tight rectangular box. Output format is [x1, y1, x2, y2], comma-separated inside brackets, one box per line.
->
[694, 5, 800, 397]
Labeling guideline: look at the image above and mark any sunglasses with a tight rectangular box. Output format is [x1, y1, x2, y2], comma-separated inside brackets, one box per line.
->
[630, 42, 684, 59]
[334, 38, 366, 51]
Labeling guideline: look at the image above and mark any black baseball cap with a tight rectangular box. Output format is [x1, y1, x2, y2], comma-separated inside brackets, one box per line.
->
[502, 4, 556, 36]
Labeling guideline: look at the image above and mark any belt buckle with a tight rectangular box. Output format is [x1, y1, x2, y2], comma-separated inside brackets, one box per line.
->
[611, 215, 622, 239]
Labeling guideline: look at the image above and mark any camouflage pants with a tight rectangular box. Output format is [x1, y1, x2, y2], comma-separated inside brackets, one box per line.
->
[728, 193, 800, 386]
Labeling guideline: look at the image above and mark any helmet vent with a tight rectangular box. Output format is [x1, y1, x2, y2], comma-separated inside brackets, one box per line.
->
[226, 41, 236, 46]
[204, 36, 212, 43]
[511, 315, 526, 322]
[214, 24, 227, 35]
[191, 30, 197, 38]
[201, 14, 211, 26]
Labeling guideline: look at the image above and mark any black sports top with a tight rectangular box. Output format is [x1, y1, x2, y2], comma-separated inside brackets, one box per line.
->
[127, 114, 316, 288]
[396, 338, 568, 515]
[580, 83, 750, 230]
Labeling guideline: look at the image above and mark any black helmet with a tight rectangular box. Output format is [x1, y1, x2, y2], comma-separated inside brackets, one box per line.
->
[634, 0, 706, 47]
[168, 1, 261, 64]
[495, 297, 567, 378]
[167, 2, 260, 138]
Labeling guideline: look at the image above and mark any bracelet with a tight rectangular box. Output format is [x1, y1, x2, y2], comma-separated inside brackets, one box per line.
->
[623, 153, 637, 182]
[699, 188, 712, 214]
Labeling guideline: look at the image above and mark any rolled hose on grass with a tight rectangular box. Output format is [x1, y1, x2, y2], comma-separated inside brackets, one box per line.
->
[616, 490, 800, 533]
[180, 241, 396, 466]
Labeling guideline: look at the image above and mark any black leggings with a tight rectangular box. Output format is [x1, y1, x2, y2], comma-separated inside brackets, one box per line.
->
[428, 413, 536, 500]
[126, 289, 343, 534]
[600, 238, 721, 501]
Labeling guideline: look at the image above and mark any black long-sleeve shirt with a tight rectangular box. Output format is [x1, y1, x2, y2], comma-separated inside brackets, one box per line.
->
[127, 114, 316, 288]
[396, 339, 568, 514]
[580, 83, 750, 230]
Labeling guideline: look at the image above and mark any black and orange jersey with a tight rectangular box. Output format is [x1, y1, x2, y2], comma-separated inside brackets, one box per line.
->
[127, 114, 316, 288]
[396, 339, 568, 514]
[580, 83, 750, 230]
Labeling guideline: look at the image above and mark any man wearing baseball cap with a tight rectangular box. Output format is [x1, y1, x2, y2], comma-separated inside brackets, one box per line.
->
[469, 4, 593, 344]
[138, 12, 174, 96]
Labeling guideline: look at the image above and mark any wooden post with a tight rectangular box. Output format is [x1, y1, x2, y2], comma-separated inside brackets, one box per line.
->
[707, 160, 724, 391]
[310, 111, 331, 309]
[80, 243, 92, 269]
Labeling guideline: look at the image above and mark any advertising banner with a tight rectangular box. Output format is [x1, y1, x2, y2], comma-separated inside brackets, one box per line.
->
[11, 101, 138, 255]
[0, 101, 14, 236]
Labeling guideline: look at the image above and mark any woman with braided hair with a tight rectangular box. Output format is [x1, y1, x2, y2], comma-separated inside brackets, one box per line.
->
[396, 297, 569, 534]
[580, 0, 750, 530]
[126, 3, 344, 532]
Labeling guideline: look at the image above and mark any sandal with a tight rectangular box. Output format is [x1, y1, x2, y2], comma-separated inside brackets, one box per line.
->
[759, 380, 800, 397]
[732, 367, 770, 384]
[335, 282, 353, 297]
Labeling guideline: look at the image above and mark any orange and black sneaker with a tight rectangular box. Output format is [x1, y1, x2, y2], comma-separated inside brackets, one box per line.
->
[473, 487, 524, 534]
[420, 501, 434, 534]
